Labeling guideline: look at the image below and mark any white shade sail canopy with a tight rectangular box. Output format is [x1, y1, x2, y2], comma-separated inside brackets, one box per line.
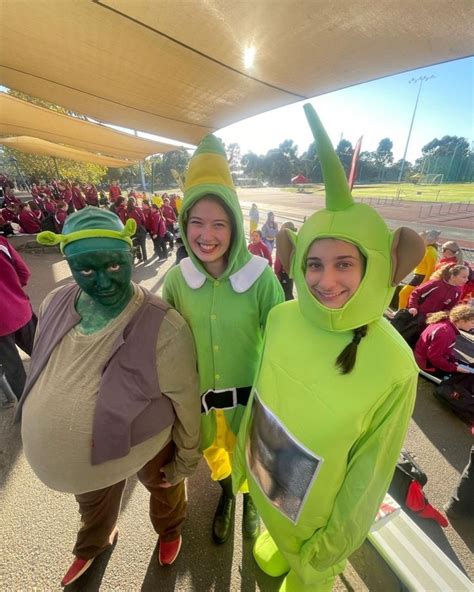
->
[0, 0, 471, 145]
[0, 94, 182, 160]
[0, 136, 137, 168]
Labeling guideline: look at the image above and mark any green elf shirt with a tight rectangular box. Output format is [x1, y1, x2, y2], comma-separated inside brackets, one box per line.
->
[162, 134, 284, 450]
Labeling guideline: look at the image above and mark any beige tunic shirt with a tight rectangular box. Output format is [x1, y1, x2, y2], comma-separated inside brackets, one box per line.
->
[22, 284, 200, 494]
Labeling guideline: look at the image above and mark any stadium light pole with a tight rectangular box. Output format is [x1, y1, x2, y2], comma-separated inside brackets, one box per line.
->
[397, 75, 435, 184]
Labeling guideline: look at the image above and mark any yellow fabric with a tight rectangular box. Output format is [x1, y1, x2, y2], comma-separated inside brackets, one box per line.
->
[0, 1, 470, 144]
[202, 410, 248, 492]
[398, 284, 415, 310]
[0, 136, 136, 168]
[250, 220, 258, 234]
[185, 153, 234, 192]
[414, 245, 438, 278]
[0, 94, 177, 160]
[152, 195, 163, 207]
[398, 245, 438, 309]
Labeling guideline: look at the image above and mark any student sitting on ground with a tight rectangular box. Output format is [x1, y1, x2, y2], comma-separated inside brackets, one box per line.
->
[248, 230, 272, 266]
[435, 241, 464, 270]
[408, 264, 470, 322]
[414, 304, 474, 377]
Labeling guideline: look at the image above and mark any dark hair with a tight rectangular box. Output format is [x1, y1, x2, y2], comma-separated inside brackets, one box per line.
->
[335, 325, 368, 374]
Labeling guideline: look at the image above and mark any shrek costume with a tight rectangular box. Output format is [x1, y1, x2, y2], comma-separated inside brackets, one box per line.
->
[233, 106, 424, 591]
[17, 208, 201, 585]
[163, 134, 284, 542]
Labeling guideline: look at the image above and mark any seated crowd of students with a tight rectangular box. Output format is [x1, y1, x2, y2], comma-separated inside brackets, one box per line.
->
[394, 234, 474, 383]
[0, 176, 184, 264]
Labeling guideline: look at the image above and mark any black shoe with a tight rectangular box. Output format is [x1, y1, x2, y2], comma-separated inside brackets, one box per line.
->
[242, 493, 259, 538]
[212, 486, 235, 544]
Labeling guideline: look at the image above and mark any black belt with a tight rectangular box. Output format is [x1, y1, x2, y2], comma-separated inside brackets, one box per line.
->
[201, 386, 252, 414]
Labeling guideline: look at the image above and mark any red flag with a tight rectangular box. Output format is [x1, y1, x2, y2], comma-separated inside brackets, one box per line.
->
[348, 136, 363, 190]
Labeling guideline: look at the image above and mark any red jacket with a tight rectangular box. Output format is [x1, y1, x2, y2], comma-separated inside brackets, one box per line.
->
[0, 237, 33, 336]
[54, 210, 68, 233]
[408, 279, 463, 316]
[161, 204, 177, 224]
[126, 207, 146, 229]
[72, 186, 87, 211]
[150, 210, 167, 238]
[84, 185, 99, 206]
[414, 319, 459, 373]
[109, 184, 122, 202]
[248, 241, 272, 266]
[1, 207, 19, 224]
[19, 210, 42, 234]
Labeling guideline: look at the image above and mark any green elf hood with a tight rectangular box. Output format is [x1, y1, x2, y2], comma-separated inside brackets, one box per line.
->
[179, 133, 250, 279]
[283, 105, 423, 332]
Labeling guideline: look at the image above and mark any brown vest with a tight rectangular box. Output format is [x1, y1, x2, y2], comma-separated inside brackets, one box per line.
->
[16, 283, 175, 465]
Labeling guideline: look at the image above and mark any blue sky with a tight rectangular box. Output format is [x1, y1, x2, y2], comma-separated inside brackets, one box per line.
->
[217, 56, 473, 163]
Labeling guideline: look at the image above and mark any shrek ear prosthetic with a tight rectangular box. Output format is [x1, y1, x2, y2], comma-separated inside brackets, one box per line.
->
[277, 104, 424, 332]
[37, 206, 136, 254]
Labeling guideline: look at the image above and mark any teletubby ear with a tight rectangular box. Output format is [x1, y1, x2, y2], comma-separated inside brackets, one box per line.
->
[276, 228, 297, 274]
[391, 227, 425, 286]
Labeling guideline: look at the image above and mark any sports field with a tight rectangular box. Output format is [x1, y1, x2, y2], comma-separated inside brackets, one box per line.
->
[286, 183, 474, 202]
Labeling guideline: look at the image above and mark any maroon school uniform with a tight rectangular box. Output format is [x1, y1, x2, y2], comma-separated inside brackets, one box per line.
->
[414, 319, 459, 374]
[71, 186, 87, 211]
[84, 185, 99, 206]
[248, 241, 272, 266]
[19, 210, 42, 234]
[409, 279, 463, 317]
[54, 210, 68, 233]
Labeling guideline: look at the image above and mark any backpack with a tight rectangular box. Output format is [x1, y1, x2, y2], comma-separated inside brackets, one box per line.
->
[434, 373, 474, 426]
[389, 449, 448, 527]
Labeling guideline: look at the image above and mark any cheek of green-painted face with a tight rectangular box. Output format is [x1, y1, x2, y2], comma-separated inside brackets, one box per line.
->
[67, 250, 133, 308]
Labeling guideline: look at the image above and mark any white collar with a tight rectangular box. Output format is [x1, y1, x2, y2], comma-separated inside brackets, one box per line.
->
[179, 255, 268, 293]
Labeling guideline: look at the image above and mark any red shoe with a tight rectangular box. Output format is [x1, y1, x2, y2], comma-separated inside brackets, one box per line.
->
[61, 557, 95, 586]
[158, 536, 182, 566]
[61, 527, 118, 586]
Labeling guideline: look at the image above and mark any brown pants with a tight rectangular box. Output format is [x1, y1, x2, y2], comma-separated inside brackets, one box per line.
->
[74, 442, 186, 559]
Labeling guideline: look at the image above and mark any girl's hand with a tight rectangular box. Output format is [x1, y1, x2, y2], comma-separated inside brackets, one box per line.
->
[408, 308, 418, 316]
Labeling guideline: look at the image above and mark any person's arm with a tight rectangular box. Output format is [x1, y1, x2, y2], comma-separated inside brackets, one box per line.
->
[162, 269, 177, 308]
[408, 280, 437, 313]
[425, 328, 458, 373]
[299, 372, 417, 572]
[3, 240, 31, 286]
[262, 243, 273, 266]
[157, 309, 201, 485]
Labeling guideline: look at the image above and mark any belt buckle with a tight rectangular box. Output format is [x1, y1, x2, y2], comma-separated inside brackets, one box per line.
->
[201, 388, 238, 414]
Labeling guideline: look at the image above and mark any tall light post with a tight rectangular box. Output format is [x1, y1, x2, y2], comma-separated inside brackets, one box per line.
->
[397, 75, 435, 184]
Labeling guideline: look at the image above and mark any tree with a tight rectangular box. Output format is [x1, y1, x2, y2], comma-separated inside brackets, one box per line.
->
[241, 152, 265, 179]
[224, 142, 242, 173]
[335, 139, 353, 175]
[375, 138, 394, 166]
[1, 146, 107, 184]
[156, 148, 190, 187]
[421, 136, 471, 182]
[300, 142, 322, 182]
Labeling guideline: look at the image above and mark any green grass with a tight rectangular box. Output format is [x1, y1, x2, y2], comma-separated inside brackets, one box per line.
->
[285, 183, 474, 203]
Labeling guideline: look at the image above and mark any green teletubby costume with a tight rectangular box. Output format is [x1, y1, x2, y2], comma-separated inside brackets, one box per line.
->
[233, 105, 425, 591]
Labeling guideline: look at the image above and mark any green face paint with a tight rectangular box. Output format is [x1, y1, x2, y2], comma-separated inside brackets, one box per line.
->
[67, 249, 133, 314]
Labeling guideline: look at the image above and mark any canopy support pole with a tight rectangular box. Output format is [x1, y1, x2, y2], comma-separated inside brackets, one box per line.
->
[52, 157, 61, 178]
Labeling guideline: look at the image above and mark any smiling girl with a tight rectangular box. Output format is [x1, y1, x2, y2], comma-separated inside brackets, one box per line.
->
[163, 134, 284, 545]
[233, 105, 425, 592]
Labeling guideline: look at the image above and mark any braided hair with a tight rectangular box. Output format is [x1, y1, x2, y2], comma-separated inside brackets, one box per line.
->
[335, 325, 368, 374]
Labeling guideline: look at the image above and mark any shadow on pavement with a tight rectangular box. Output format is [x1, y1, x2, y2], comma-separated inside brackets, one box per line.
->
[0, 407, 22, 491]
[65, 536, 119, 592]
[240, 536, 282, 592]
[412, 378, 472, 472]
